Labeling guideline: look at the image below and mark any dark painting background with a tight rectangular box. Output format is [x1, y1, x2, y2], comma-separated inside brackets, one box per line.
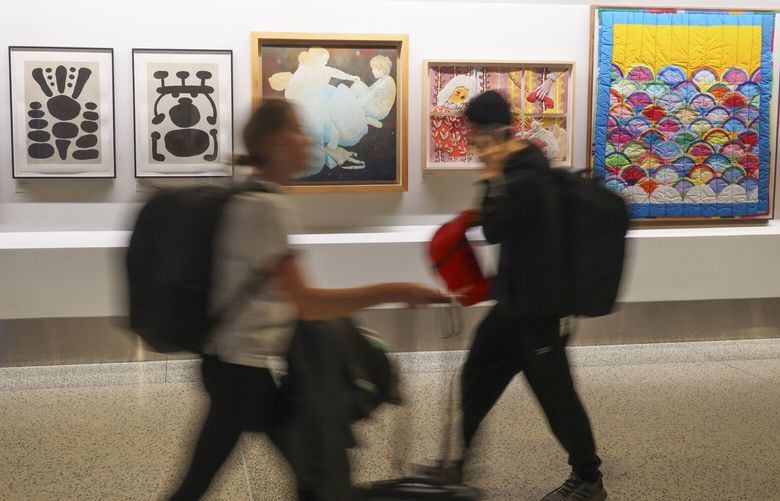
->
[262, 43, 399, 184]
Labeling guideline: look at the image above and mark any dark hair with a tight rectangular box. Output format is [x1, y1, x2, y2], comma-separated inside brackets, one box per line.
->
[235, 99, 297, 167]
[465, 90, 512, 126]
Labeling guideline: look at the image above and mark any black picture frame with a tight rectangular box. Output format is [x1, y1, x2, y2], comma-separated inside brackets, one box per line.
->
[9, 46, 116, 179]
[132, 48, 234, 178]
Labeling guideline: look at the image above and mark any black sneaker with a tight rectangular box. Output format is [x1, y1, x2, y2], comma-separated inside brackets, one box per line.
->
[540, 472, 607, 501]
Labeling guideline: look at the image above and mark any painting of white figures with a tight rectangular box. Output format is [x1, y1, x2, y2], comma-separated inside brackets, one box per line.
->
[256, 34, 407, 192]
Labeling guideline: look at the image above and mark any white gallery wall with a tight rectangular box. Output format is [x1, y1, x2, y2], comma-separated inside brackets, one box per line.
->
[0, 0, 778, 231]
[1, 0, 780, 321]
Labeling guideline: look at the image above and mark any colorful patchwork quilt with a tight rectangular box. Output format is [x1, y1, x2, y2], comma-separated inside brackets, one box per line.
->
[593, 9, 775, 218]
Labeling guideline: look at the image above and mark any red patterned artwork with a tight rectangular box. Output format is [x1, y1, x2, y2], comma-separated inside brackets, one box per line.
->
[424, 62, 574, 170]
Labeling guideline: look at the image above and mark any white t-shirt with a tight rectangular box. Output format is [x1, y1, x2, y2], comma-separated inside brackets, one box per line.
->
[205, 181, 301, 368]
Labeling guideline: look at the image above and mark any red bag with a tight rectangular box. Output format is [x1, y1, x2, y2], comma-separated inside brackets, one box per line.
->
[429, 209, 491, 306]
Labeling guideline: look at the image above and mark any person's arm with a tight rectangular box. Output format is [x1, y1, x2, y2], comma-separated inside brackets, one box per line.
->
[325, 66, 360, 82]
[274, 255, 447, 320]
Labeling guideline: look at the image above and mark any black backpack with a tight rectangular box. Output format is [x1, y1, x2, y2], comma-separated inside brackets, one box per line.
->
[551, 169, 629, 317]
[126, 183, 268, 353]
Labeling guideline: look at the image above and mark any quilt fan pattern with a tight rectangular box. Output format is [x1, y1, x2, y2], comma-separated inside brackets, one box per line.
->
[594, 9, 775, 218]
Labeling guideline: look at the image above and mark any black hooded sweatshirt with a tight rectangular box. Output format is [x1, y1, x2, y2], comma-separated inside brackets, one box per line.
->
[480, 142, 569, 316]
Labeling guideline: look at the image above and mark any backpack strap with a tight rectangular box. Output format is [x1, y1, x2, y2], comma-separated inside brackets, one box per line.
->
[210, 266, 271, 327]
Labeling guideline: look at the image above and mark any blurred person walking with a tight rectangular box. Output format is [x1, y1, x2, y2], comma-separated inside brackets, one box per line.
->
[443, 91, 612, 501]
[168, 99, 446, 500]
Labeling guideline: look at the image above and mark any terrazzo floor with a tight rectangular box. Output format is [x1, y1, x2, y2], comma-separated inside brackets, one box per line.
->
[1, 339, 779, 500]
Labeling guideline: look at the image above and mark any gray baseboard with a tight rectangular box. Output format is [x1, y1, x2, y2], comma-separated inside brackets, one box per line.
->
[1, 298, 779, 367]
[2, 338, 780, 391]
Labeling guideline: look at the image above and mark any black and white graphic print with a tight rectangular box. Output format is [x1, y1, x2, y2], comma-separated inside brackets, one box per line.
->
[148, 64, 219, 164]
[9, 47, 115, 178]
[25, 62, 101, 163]
[133, 49, 232, 178]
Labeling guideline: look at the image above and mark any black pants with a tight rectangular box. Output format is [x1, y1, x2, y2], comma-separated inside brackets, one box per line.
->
[169, 355, 285, 500]
[461, 307, 601, 477]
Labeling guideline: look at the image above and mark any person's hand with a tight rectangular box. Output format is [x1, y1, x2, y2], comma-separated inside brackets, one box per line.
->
[388, 283, 449, 308]
[481, 166, 504, 180]
[475, 143, 504, 179]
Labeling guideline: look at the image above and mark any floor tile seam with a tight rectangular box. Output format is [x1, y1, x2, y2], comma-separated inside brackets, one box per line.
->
[0, 372, 168, 382]
[3, 341, 773, 373]
[574, 351, 705, 362]
[573, 342, 780, 359]
[400, 359, 727, 375]
[0, 360, 728, 390]
[0, 378, 194, 393]
[688, 345, 780, 364]
[688, 345, 752, 363]
[0, 359, 171, 369]
[0, 370, 171, 386]
[0, 346, 775, 390]
[684, 338, 780, 348]
[0, 365, 169, 378]
[239, 436, 255, 501]
[719, 360, 775, 384]
[0, 381, 147, 393]
[396, 368, 462, 375]
[689, 345, 717, 362]
[570, 358, 716, 369]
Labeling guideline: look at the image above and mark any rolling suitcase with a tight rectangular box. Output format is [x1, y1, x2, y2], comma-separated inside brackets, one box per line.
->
[356, 477, 481, 499]
[354, 302, 482, 500]
[355, 213, 486, 500]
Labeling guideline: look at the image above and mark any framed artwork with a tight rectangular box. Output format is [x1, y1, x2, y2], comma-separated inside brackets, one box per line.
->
[588, 7, 778, 220]
[424, 61, 575, 170]
[132, 49, 233, 178]
[251, 32, 408, 193]
[9, 47, 116, 178]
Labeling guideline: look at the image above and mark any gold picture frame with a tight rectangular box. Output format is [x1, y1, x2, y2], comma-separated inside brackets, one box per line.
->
[422, 59, 575, 171]
[251, 32, 408, 193]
